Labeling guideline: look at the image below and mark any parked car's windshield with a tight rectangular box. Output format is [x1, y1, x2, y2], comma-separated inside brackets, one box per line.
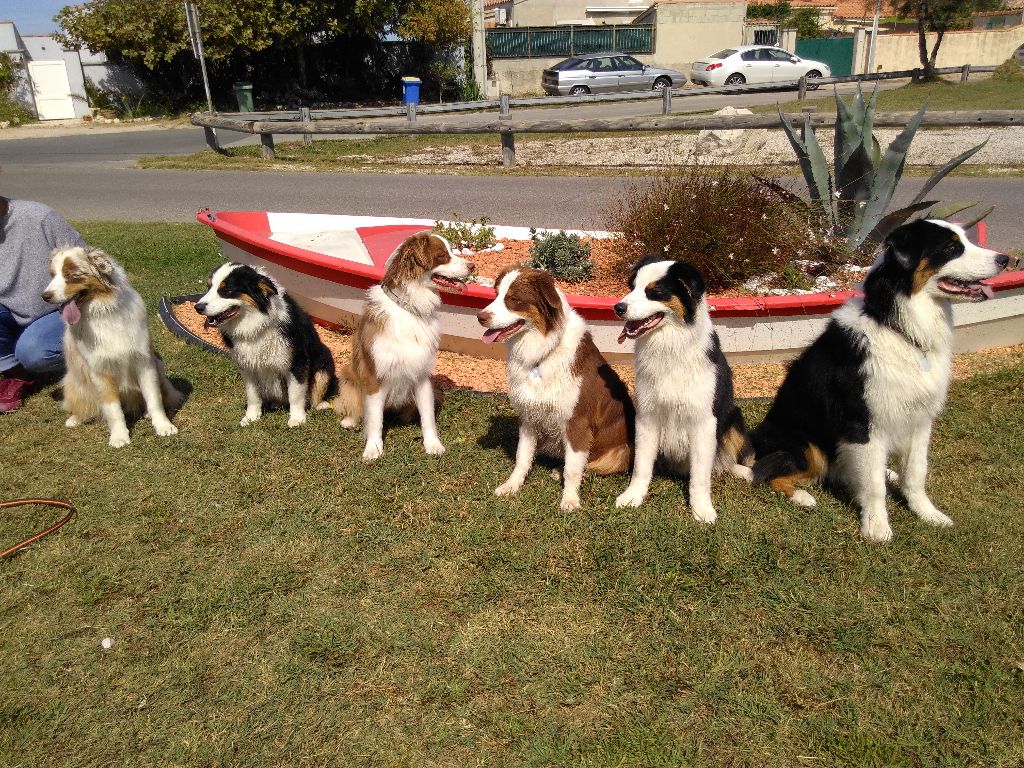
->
[710, 49, 737, 59]
[550, 57, 586, 71]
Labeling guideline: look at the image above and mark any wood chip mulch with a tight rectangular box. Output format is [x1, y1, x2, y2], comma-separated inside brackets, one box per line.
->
[169, 300, 1022, 400]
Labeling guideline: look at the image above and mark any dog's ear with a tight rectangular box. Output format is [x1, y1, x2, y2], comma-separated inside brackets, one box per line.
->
[256, 274, 277, 298]
[883, 222, 922, 270]
[670, 260, 705, 304]
[533, 270, 564, 334]
[85, 248, 116, 280]
[383, 233, 433, 289]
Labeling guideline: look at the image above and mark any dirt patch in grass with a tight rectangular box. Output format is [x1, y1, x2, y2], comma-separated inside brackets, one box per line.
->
[170, 299, 1023, 399]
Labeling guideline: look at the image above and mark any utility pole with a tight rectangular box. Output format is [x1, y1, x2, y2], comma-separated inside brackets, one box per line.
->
[866, 0, 881, 75]
[185, 1, 219, 150]
[470, 0, 488, 97]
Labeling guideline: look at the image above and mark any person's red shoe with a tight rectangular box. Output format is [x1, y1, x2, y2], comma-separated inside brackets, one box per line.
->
[0, 377, 35, 413]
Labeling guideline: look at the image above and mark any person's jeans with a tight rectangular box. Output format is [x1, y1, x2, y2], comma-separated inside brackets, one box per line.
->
[0, 304, 65, 375]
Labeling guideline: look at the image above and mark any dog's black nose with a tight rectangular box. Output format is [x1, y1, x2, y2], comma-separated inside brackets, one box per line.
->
[195, 302, 207, 314]
[995, 253, 1010, 269]
[613, 302, 627, 318]
[41, 290, 54, 304]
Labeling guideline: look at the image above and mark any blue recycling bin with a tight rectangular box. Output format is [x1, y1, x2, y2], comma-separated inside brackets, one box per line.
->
[401, 76, 422, 105]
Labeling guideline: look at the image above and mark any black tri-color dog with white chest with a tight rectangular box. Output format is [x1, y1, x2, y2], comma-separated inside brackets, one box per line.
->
[751, 219, 1010, 542]
[613, 256, 753, 525]
[195, 263, 338, 428]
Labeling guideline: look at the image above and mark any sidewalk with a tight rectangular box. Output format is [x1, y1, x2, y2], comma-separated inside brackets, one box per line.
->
[0, 116, 192, 141]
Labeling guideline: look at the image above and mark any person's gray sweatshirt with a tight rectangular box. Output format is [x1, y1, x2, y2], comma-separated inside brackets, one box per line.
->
[0, 198, 86, 326]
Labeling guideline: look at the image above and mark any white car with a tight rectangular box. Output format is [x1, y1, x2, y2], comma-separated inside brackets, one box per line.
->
[690, 45, 831, 89]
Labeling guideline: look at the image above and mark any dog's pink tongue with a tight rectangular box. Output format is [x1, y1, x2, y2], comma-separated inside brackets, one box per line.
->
[61, 299, 81, 325]
[617, 328, 627, 344]
[481, 328, 501, 344]
[981, 283, 995, 300]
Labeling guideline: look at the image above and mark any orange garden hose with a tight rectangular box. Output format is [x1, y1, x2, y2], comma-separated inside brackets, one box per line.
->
[1, 499, 76, 559]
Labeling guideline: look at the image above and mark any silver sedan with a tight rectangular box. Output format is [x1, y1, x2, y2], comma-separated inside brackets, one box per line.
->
[542, 54, 687, 96]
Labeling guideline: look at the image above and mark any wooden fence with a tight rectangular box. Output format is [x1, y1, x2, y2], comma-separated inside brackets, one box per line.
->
[192, 64, 1004, 168]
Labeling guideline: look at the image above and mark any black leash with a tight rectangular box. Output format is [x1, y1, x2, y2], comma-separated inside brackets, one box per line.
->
[1, 499, 76, 559]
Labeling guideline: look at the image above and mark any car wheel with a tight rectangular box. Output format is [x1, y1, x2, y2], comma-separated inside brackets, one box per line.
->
[725, 73, 745, 86]
[569, 85, 590, 96]
[652, 76, 671, 90]
[804, 70, 822, 90]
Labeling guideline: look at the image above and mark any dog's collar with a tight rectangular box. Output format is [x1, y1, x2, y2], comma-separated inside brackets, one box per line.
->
[381, 284, 410, 312]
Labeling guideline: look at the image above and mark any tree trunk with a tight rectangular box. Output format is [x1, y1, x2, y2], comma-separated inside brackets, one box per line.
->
[916, 5, 931, 79]
[297, 41, 308, 91]
[927, 28, 946, 78]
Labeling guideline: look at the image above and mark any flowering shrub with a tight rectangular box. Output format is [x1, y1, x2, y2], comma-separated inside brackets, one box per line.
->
[608, 159, 846, 291]
[527, 229, 594, 284]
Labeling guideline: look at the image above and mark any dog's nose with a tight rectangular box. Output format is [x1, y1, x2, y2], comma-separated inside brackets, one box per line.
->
[41, 290, 54, 304]
[195, 302, 207, 314]
[613, 302, 627, 318]
[995, 253, 1010, 270]
[477, 310, 492, 326]
[464, 261, 476, 272]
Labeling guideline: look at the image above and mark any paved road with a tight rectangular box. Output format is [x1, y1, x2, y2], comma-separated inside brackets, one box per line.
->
[3, 162, 1021, 250]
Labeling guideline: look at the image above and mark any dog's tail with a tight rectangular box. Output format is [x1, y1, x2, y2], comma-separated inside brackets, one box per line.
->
[587, 442, 632, 476]
[332, 365, 363, 424]
[720, 407, 755, 468]
[311, 368, 338, 410]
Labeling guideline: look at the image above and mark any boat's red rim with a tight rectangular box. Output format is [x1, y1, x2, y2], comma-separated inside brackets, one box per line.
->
[197, 210, 1022, 321]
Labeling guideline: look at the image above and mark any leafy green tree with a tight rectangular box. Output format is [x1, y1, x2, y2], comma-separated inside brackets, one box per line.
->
[893, 0, 1006, 79]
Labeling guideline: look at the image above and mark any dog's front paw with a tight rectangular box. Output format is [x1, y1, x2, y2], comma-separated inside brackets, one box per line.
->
[730, 464, 754, 482]
[862, 514, 894, 543]
[287, 413, 307, 429]
[885, 468, 901, 486]
[791, 489, 817, 508]
[494, 477, 523, 497]
[339, 416, 358, 429]
[691, 503, 717, 525]
[423, 438, 446, 456]
[912, 498, 953, 527]
[240, 413, 261, 427]
[315, 401, 333, 411]
[560, 493, 581, 512]
[108, 431, 131, 448]
[362, 440, 384, 462]
[615, 485, 647, 508]
[65, 415, 82, 428]
[153, 420, 178, 437]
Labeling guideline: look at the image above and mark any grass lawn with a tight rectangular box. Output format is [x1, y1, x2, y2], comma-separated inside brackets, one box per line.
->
[755, 75, 1024, 115]
[2, 222, 1023, 766]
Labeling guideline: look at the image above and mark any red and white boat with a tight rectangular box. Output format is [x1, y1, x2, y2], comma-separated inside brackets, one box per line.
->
[198, 210, 1024, 363]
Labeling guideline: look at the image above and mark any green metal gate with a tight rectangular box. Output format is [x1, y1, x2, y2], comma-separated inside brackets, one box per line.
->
[795, 36, 854, 77]
[486, 25, 654, 59]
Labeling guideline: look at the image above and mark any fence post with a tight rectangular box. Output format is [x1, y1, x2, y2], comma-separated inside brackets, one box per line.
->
[406, 103, 417, 122]
[203, 126, 220, 152]
[797, 75, 807, 101]
[500, 94, 510, 117]
[960, 63, 970, 82]
[501, 131, 516, 168]
[260, 132, 275, 160]
[661, 84, 671, 115]
[300, 106, 312, 146]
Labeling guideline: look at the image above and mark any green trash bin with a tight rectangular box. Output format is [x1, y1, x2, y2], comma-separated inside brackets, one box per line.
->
[232, 81, 254, 112]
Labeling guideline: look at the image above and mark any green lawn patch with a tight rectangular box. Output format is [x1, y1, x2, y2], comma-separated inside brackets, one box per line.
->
[754, 76, 1024, 115]
[2, 222, 1023, 766]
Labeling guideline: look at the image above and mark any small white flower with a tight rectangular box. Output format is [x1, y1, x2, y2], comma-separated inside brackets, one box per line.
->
[728, 253, 734, 260]
[101, 637, 113, 650]
[772, 247, 780, 255]
[663, 244, 670, 252]
[663, 203, 669, 211]
[833, 190, 842, 198]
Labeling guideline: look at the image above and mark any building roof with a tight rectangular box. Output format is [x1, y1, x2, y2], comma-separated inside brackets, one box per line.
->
[790, 0, 898, 16]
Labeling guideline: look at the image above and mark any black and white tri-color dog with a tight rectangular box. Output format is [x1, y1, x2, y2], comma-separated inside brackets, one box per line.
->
[195, 263, 338, 428]
[751, 219, 1010, 542]
[612, 256, 753, 524]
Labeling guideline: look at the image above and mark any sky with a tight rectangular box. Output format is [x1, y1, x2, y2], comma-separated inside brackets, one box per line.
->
[2, 0, 66, 35]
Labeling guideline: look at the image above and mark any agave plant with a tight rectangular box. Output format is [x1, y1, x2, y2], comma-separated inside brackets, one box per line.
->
[769, 83, 991, 254]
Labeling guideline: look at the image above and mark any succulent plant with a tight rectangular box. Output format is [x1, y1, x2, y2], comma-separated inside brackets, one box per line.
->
[773, 83, 990, 254]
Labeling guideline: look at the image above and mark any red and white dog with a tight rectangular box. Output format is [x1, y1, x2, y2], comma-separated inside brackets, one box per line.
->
[335, 232, 473, 461]
[478, 267, 634, 510]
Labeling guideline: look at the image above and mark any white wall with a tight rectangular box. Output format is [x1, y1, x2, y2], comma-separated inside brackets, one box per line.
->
[869, 24, 1024, 72]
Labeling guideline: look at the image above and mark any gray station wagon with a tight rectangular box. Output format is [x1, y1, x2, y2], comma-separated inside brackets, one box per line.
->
[542, 53, 687, 96]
